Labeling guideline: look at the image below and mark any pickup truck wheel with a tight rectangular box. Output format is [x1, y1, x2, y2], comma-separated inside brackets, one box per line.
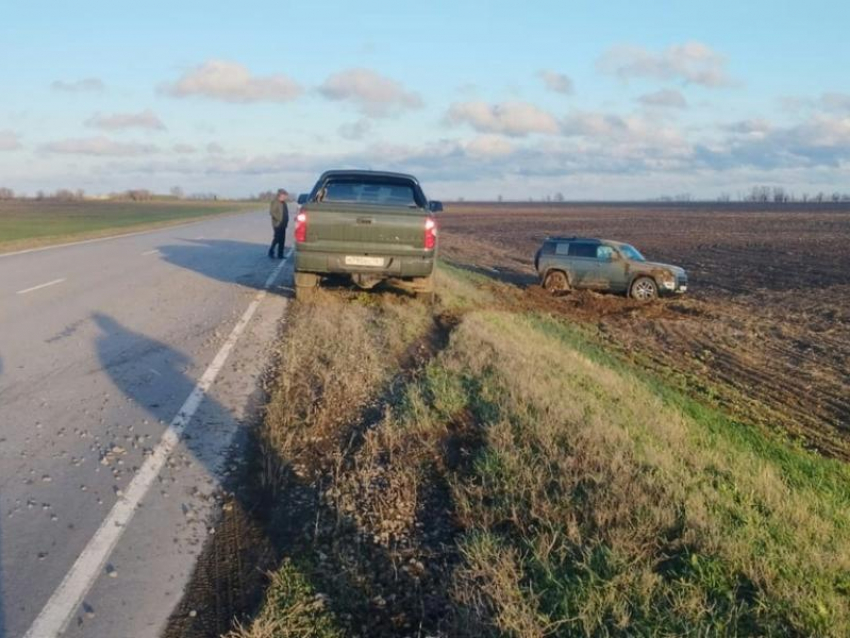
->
[630, 276, 658, 301]
[294, 272, 319, 301]
[543, 270, 570, 294]
[295, 286, 317, 301]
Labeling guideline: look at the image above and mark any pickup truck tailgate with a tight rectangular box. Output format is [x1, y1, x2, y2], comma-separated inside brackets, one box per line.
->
[304, 203, 426, 253]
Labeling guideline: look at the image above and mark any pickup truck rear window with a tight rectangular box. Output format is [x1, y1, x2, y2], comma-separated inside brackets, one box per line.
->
[318, 179, 422, 207]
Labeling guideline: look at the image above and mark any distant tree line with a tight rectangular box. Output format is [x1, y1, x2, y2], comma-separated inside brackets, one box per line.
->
[653, 187, 850, 203]
[735, 186, 850, 203]
[0, 186, 226, 201]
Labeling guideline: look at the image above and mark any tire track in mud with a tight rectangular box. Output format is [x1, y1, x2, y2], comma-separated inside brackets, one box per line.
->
[162, 305, 464, 638]
[438, 204, 850, 461]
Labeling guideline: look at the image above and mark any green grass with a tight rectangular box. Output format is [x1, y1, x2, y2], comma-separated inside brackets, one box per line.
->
[227, 560, 343, 638]
[241, 266, 850, 636]
[406, 308, 850, 636]
[0, 199, 259, 251]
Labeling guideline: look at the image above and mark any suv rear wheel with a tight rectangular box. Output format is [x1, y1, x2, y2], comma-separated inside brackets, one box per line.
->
[630, 276, 658, 301]
[543, 270, 570, 294]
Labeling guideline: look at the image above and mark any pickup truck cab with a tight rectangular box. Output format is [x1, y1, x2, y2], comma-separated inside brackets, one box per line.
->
[294, 170, 441, 300]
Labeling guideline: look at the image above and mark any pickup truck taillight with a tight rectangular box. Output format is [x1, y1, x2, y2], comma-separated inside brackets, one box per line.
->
[424, 217, 437, 250]
[295, 211, 307, 243]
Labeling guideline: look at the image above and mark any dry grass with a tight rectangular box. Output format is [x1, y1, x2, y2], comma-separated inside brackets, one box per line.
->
[260, 288, 431, 489]
[240, 267, 850, 637]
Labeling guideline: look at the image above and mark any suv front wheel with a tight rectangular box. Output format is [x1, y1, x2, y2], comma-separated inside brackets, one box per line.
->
[630, 276, 658, 301]
[543, 270, 570, 294]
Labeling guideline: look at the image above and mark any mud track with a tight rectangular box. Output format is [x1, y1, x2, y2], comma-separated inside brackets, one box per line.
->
[440, 202, 850, 460]
[163, 306, 467, 637]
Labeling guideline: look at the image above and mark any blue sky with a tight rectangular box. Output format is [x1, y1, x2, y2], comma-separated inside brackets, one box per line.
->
[1, 0, 848, 199]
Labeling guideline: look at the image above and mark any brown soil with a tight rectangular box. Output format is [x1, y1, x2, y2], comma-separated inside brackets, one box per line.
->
[439, 202, 850, 460]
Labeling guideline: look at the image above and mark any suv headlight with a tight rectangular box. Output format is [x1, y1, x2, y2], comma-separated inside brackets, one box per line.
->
[661, 274, 676, 289]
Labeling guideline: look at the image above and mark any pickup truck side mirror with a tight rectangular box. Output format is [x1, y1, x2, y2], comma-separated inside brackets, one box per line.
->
[428, 200, 443, 213]
[297, 193, 309, 205]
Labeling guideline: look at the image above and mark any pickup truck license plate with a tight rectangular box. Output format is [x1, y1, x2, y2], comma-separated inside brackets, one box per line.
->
[345, 255, 385, 267]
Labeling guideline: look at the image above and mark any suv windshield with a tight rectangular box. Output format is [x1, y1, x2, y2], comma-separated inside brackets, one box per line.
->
[317, 178, 424, 207]
[619, 244, 645, 261]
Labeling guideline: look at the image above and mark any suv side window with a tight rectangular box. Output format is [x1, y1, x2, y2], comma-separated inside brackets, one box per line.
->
[555, 242, 570, 256]
[597, 246, 614, 260]
[568, 242, 597, 258]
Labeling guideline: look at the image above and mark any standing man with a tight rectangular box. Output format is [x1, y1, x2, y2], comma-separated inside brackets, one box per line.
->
[269, 188, 289, 259]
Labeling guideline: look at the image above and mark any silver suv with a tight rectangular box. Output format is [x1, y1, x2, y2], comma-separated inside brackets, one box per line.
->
[534, 237, 688, 300]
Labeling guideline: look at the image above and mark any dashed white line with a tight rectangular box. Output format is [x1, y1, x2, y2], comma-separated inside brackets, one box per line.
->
[22, 255, 289, 638]
[16, 278, 66, 295]
[141, 249, 160, 256]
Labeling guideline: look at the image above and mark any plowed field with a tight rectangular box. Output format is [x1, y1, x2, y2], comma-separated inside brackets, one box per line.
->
[439, 203, 850, 459]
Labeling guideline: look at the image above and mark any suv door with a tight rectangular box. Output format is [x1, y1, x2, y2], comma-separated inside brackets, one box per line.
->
[595, 245, 629, 291]
[566, 242, 598, 287]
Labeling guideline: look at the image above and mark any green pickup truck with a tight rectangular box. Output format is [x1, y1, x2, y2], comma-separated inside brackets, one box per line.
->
[293, 170, 441, 300]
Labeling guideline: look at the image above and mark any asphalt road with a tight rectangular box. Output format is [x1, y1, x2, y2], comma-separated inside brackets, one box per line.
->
[0, 210, 293, 638]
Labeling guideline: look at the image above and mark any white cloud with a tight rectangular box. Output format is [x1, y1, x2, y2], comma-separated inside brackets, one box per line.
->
[445, 101, 560, 137]
[172, 143, 197, 154]
[85, 109, 166, 131]
[51, 78, 105, 92]
[700, 114, 850, 169]
[160, 60, 302, 103]
[821, 92, 850, 113]
[464, 135, 515, 157]
[597, 42, 734, 88]
[638, 89, 687, 109]
[317, 68, 423, 117]
[723, 119, 772, 136]
[41, 136, 158, 156]
[539, 70, 574, 95]
[206, 142, 225, 154]
[339, 119, 372, 140]
[0, 130, 22, 151]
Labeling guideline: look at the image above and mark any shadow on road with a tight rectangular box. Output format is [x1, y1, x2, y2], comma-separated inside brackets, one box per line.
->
[89, 307, 458, 636]
[88, 312, 276, 633]
[157, 239, 289, 293]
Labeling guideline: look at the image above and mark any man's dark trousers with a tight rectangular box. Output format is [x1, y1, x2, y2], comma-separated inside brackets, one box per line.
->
[269, 223, 286, 258]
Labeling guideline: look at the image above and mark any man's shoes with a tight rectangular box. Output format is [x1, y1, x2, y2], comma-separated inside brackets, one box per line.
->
[268, 250, 275, 259]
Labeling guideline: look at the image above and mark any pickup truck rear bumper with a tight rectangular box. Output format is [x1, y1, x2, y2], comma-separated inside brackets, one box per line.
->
[295, 249, 434, 278]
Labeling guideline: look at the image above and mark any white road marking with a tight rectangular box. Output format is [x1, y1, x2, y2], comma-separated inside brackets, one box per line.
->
[141, 249, 160, 256]
[16, 278, 66, 295]
[23, 254, 289, 638]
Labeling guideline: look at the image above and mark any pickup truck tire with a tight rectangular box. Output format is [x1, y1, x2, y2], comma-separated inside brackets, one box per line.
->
[294, 272, 320, 301]
[630, 276, 658, 301]
[543, 270, 570, 294]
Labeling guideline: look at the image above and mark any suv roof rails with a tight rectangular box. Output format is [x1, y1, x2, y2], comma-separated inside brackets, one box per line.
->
[546, 236, 601, 243]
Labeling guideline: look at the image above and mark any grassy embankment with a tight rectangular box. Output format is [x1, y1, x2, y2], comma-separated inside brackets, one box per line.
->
[235, 265, 850, 637]
[0, 199, 260, 253]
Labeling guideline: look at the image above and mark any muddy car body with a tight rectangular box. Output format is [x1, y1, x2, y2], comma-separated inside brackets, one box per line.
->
[294, 170, 441, 300]
[535, 236, 687, 300]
